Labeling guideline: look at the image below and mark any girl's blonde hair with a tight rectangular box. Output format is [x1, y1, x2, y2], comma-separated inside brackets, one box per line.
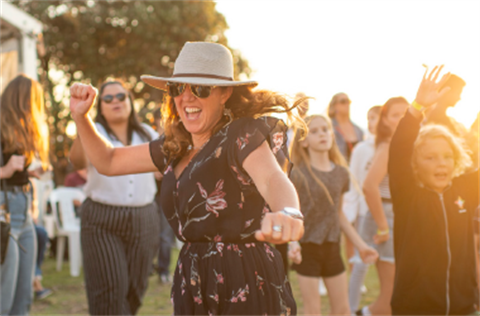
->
[290, 114, 348, 205]
[412, 124, 472, 179]
[0, 74, 49, 169]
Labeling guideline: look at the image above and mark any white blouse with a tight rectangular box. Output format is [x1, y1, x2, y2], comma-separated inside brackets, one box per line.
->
[341, 137, 376, 220]
[83, 123, 159, 207]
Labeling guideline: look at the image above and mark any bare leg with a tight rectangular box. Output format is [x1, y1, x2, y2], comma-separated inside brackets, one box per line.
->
[324, 271, 351, 315]
[345, 234, 355, 272]
[32, 276, 43, 292]
[297, 274, 321, 315]
[368, 261, 395, 315]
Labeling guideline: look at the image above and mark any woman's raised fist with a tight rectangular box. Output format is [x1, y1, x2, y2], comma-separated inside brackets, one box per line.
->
[69, 83, 98, 119]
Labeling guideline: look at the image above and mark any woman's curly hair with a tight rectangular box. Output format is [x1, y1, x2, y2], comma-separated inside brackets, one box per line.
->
[161, 85, 307, 161]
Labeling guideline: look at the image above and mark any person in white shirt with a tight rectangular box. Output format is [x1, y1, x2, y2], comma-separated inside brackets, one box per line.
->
[69, 79, 159, 315]
[345, 105, 382, 311]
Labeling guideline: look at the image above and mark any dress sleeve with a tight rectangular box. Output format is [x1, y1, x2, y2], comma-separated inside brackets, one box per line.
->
[148, 134, 167, 173]
[228, 117, 292, 186]
[388, 110, 422, 204]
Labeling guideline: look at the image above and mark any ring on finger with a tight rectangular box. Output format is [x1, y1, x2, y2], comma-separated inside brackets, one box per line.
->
[272, 225, 283, 233]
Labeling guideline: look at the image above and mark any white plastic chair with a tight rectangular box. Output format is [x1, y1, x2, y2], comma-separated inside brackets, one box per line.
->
[31, 178, 55, 238]
[48, 187, 85, 277]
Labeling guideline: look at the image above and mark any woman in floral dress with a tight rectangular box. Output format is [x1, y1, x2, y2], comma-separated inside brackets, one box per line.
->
[68, 42, 305, 315]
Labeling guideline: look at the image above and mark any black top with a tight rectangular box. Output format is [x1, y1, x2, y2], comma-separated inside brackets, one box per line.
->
[291, 163, 349, 244]
[149, 116, 292, 243]
[1, 146, 29, 188]
[389, 111, 479, 315]
[148, 117, 296, 315]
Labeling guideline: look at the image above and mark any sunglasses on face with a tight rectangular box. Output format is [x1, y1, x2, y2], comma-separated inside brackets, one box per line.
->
[101, 93, 127, 103]
[166, 82, 215, 99]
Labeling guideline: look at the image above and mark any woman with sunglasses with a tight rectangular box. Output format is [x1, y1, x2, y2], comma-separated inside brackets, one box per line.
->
[69, 42, 304, 315]
[327, 93, 364, 162]
[69, 79, 160, 315]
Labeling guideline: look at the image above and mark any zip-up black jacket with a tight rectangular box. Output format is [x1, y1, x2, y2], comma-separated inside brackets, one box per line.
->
[389, 111, 479, 315]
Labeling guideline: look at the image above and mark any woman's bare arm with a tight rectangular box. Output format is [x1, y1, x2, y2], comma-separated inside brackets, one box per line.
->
[363, 142, 390, 243]
[338, 199, 378, 264]
[69, 83, 157, 176]
[243, 141, 303, 243]
[69, 137, 88, 170]
[244, 141, 299, 212]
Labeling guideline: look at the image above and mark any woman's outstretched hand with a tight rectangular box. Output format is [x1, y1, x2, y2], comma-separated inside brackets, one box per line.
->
[255, 211, 304, 244]
[288, 241, 302, 264]
[414, 65, 451, 108]
[70, 83, 98, 119]
[358, 245, 379, 264]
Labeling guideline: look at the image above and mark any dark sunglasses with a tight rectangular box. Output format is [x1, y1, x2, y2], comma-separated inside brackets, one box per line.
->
[166, 82, 215, 99]
[101, 93, 127, 103]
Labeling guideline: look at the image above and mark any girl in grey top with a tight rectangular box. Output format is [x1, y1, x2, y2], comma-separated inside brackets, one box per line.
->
[288, 115, 377, 315]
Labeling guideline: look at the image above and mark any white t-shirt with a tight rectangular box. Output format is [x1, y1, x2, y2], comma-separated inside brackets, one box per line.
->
[341, 137, 375, 221]
[83, 123, 158, 207]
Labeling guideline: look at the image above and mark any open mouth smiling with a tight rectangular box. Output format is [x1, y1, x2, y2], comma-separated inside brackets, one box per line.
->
[184, 106, 202, 120]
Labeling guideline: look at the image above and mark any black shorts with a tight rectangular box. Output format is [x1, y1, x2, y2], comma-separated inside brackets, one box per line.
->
[292, 242, 345, 278]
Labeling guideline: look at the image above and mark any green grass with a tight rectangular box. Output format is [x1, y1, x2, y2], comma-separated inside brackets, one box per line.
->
[31, 247, 380, 315]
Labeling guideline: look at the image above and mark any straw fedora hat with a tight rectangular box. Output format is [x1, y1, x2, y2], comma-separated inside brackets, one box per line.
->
[141, 42, 257, 91]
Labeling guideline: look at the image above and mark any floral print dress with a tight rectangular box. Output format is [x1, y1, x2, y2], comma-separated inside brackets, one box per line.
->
[149, 116, 296, 315]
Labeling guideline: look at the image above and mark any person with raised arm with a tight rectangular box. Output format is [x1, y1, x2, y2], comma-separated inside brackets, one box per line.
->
[69, 42, 304, 315]
[69, 78, 159, 315]
[389, 65, 478, 315]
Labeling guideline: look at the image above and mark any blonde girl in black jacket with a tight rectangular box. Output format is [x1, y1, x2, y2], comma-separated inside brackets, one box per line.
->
[389, 65, 478, 315]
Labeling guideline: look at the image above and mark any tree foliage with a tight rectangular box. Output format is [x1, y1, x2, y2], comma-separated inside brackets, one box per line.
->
[12, 0, 251, 183]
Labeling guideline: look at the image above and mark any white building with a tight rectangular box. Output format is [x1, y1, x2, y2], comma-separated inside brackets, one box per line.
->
[1, 2, 43, 92]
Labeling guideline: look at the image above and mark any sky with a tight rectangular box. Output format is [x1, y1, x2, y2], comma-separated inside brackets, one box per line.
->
[216, 0, 480, 130]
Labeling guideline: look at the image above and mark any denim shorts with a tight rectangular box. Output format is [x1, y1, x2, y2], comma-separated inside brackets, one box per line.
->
[351, 201, 395, 264]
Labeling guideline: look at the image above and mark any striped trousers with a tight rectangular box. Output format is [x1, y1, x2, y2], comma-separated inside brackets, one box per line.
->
[80, 198, 160, 315]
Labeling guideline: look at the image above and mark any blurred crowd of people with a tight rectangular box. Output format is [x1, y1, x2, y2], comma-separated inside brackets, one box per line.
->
[1, 41, 478, 316]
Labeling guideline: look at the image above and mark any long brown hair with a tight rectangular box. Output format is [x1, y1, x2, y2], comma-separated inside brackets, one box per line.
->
[161, 85, 307, 161]
[375, 97, 409, 146]
[95, 79, 152, 145]
[0, 74, 49, 169]
[290, 114, 348, 205]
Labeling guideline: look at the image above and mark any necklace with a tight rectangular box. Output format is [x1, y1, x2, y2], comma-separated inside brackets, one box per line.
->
[187, 144, 201, 151]
[187, 141, 208, 151]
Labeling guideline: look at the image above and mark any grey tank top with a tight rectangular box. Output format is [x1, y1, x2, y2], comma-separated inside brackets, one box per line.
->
[379, 174, 391, 199]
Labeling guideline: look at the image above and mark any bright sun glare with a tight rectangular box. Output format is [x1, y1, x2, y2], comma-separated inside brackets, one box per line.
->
[216, 0, 480, 130]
